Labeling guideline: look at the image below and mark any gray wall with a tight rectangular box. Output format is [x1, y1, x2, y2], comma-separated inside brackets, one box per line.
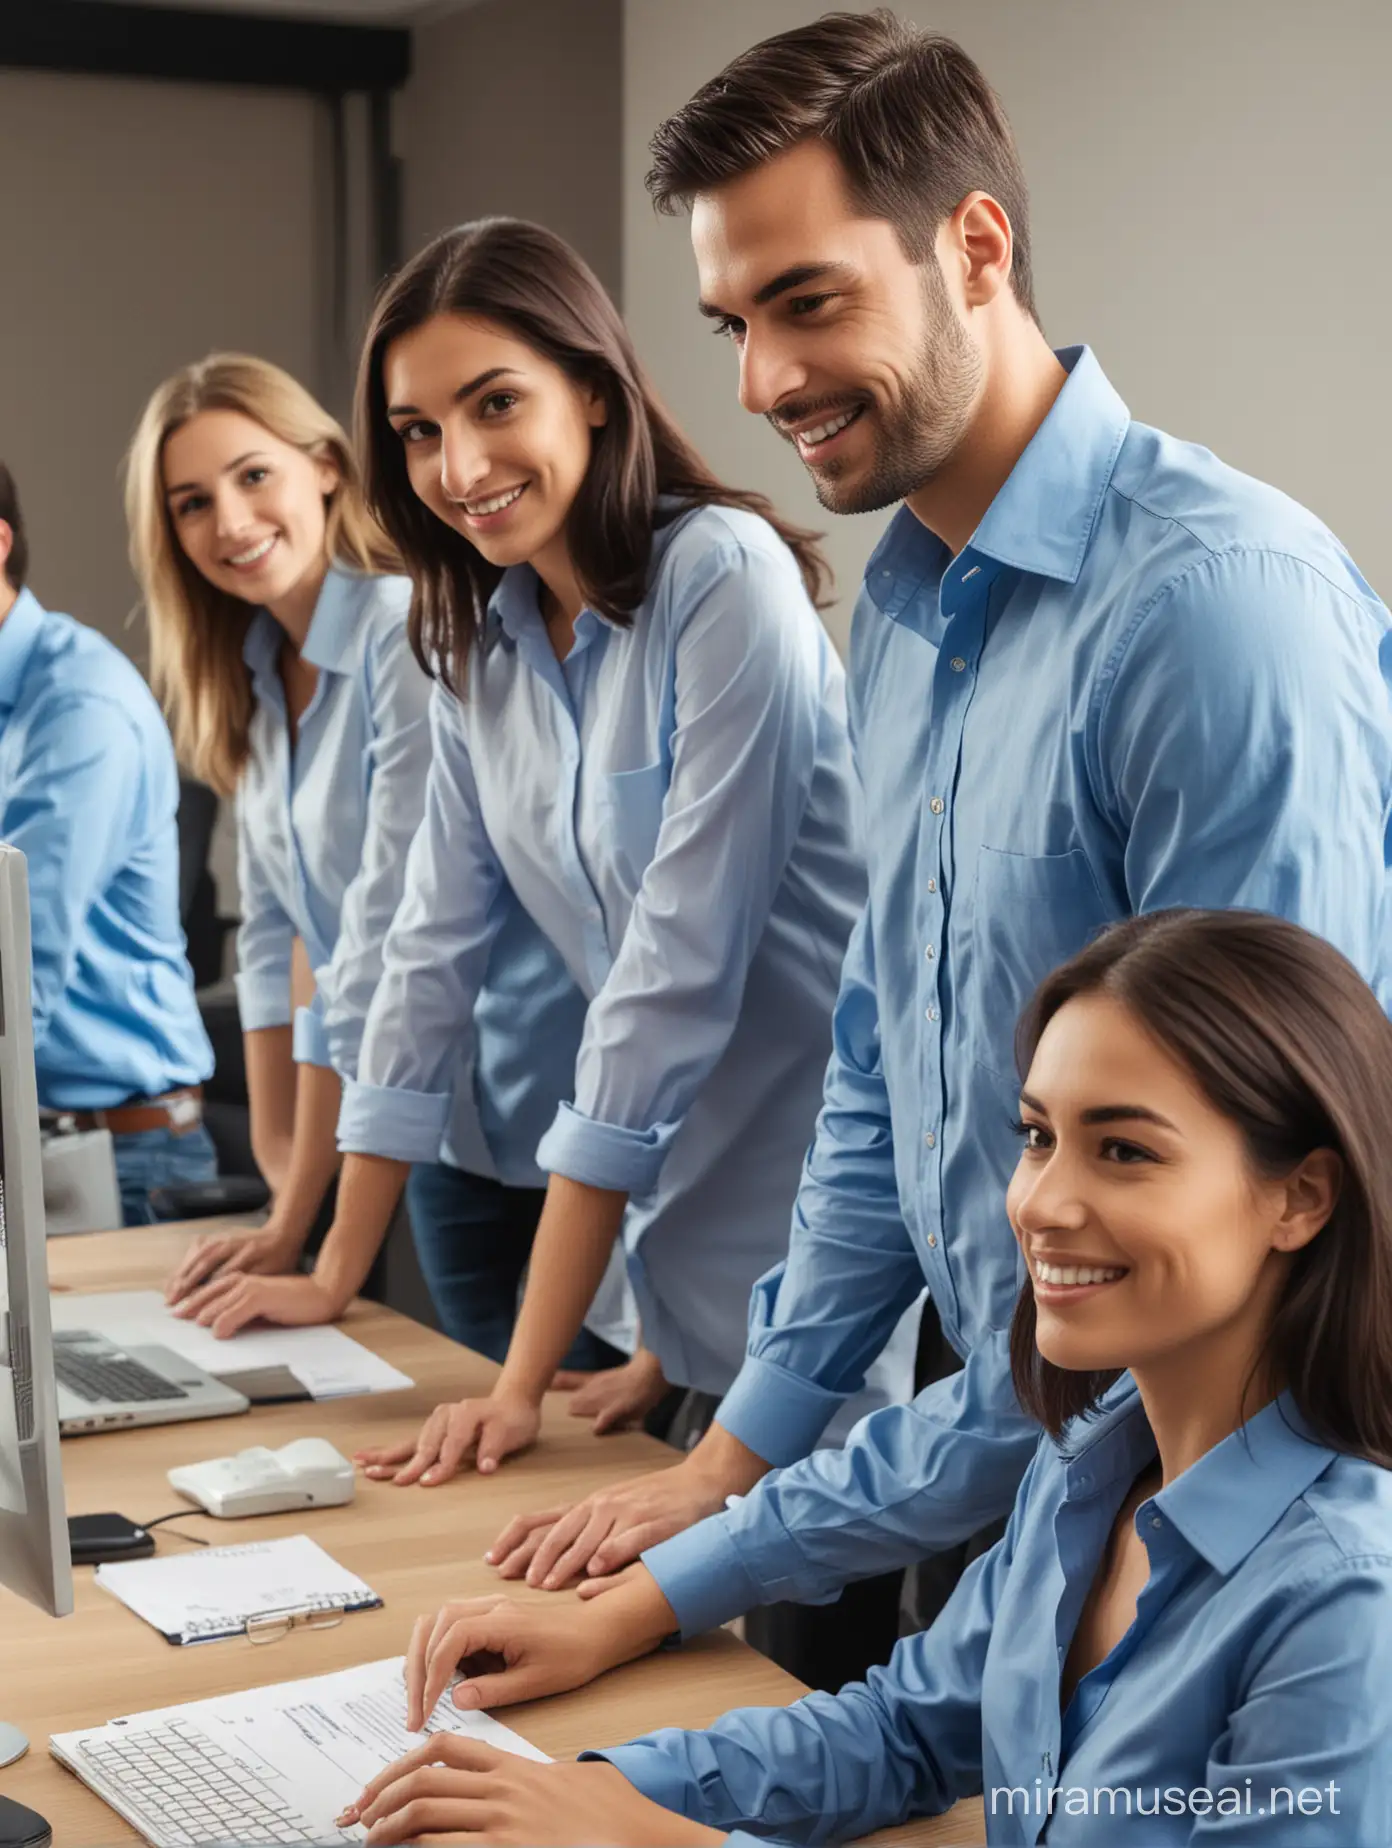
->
[623, 0, 1392, 649]
[0, 67, 329, 662]
[402, 0, 623, 302]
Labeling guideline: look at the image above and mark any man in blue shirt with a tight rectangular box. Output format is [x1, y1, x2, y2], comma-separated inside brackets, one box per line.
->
[490, 12, 1392, 1676]
[0, 462, 215, 1223]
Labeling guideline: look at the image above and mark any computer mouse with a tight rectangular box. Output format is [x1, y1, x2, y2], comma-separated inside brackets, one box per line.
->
[167, 1437, 356, 1518]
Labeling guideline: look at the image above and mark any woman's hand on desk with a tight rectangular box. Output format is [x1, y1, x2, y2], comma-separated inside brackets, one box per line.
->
[339, 1738, 722, 1846]
[164, 1224, 303, 1308]
[173, 1270, 340, 1338]
[551, 1348, 671, 1435]
[401, 1571, 676, 1725]
[354, 1389, 541, 1485]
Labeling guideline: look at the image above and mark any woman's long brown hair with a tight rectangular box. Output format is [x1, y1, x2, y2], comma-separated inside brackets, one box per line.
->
[355, 216, 830, 692]
[1010, 907, 1392, 1469]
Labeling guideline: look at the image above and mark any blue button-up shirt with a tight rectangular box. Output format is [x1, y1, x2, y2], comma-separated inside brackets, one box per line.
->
[341, 505, 876, 1397]
[646, 346, 1392, 1628]
[235, 566, 585, 1188]
[0, 589, 211, 1109]
[600, 1383, 1392, 1845]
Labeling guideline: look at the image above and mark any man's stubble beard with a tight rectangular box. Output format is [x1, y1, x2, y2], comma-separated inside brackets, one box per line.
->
[800, 266, 983, 518]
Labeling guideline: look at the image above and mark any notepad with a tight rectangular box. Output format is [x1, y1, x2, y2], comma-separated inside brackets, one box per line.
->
[95, 1533, 382, 1645]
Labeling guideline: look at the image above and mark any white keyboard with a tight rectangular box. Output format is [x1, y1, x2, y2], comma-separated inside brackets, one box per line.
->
[78, 1716, 325, 1845]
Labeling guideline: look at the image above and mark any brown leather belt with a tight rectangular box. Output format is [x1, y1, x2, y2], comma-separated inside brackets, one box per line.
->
[62, 1085, 204, 1137]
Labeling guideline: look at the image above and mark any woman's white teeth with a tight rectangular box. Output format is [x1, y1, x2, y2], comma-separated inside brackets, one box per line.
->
[798, 407, 860, 447]
[467, 486, 525, 516]
[229, 535, 276, 566]
[1036, 1262, 1127, 1287]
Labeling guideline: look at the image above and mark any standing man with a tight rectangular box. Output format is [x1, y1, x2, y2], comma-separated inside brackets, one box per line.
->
[477, 9, 1392, 1686]
[0, 461, 215, 1222]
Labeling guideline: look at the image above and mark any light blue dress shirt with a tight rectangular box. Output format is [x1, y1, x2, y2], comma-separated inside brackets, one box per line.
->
[0, 588, 211, 1110]
[599, 1382, 1392, 1845]
[341, 505, 870, 1396]
[234, 565, 586, 1187]
[644, 346, 1392, 1630]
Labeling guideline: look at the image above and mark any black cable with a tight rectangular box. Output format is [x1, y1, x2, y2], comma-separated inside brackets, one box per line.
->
[139, 1510, 210, 1546]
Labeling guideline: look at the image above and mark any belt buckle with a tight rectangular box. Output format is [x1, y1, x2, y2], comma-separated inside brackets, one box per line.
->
[165, 1092, 200, 1131]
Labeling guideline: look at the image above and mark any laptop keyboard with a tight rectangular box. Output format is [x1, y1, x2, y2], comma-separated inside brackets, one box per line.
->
[79, 1717, 324, 1844]
[54, 1345, 187, 1404]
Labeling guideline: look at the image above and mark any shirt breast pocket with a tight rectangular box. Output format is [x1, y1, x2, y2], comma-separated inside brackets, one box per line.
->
[599, 762, 668, 891]
[969, 845, 1113, 1082]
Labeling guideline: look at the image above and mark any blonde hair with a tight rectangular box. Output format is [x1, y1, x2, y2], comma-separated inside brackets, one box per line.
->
[126, 353, 399, 795]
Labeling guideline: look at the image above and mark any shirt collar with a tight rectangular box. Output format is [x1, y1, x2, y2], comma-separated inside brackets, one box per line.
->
[864, 345, 1130, 613]
[1059, 1380, 1339, 1575]
[0, 588, 51, 713]
[1155, 1394, 1338, 1576]
[487, 563, 614, 651]
[240, 565, 363, 688]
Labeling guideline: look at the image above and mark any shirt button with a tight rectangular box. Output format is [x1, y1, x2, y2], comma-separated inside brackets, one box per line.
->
[928, 1233, 938, 1247]
[930, 797, 945, 815]
[1151, 1515, 1163, 1530]
[925, 1006, 939, 1021]
[949, 656, 966, 673]
[926, 878, 937, 894]
[924, 1131, 936, 1149]
[924, 944, 935, 960]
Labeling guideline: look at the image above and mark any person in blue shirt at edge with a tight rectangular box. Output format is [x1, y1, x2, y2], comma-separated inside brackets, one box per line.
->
[343, 910, 1392, 1847]
[326, 216, 914, 1491]
[469, 5, 1392, 1691]
[121, 356, 626, 1379]
[0, 459, 215, 1224]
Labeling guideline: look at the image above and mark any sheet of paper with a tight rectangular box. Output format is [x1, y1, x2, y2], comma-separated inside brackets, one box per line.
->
[96, 1533, 379, 1643]
[51, 1656, 549, 1845]
[49, 1289, 412, 1399]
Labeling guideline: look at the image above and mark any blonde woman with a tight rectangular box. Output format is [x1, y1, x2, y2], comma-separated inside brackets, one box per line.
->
[128, 355, 617, 1368]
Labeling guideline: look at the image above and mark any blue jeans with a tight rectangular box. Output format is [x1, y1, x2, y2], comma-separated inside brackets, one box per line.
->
[114, 1123, 219, 1227]
[406, 1160, 627, 1370]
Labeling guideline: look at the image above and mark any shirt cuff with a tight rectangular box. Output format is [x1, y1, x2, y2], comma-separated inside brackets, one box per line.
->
[234, 969, 292, 1033]
[536, 1101, 679, 1194]
[577, 1744, 700, 1818]
[714, 1355, 848, 1470]
[337, 1077, 450, 1164]
[642, 1512, 762, 1638]
[292, 1003, 332, 1068]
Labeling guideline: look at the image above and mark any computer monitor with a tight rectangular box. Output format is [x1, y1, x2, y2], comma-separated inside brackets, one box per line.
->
[0, 844, 72, 1769]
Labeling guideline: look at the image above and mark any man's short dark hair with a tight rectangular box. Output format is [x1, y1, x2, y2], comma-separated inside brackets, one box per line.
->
[0, 461, 28, 592]
[647, 8, 1037, 323]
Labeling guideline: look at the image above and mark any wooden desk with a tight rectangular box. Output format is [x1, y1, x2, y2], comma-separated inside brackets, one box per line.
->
[3, 1224, 984, 1846]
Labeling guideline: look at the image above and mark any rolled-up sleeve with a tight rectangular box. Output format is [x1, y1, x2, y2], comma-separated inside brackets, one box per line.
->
[590, 1474, 1025, 1844]
[233, 780, 296, 1034]
[313, 603, 433, 1077]
[0, 694, 144, 1048]
[337, 684, 508, 1165]
[537, 536, 828, 1196]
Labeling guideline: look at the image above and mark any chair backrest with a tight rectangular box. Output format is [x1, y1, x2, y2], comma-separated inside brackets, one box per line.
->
[177, 778, 227, 989]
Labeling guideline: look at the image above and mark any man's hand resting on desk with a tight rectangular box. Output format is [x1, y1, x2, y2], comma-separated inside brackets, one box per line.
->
[164, 1224, 304, 1309]
[484, 1427, 768, 1590]
[171, 1270, 340, 1338]
[354, 1390, 542, 1484]
[400, 1569, 677, 1724]
[338, 1739, 722, 1846]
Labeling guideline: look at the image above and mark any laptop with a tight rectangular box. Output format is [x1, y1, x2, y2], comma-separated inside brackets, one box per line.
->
[54, 1328, 248, 1435]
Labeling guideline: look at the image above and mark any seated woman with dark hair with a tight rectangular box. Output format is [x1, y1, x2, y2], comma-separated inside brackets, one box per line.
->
[341, 907, 1392, 1846]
